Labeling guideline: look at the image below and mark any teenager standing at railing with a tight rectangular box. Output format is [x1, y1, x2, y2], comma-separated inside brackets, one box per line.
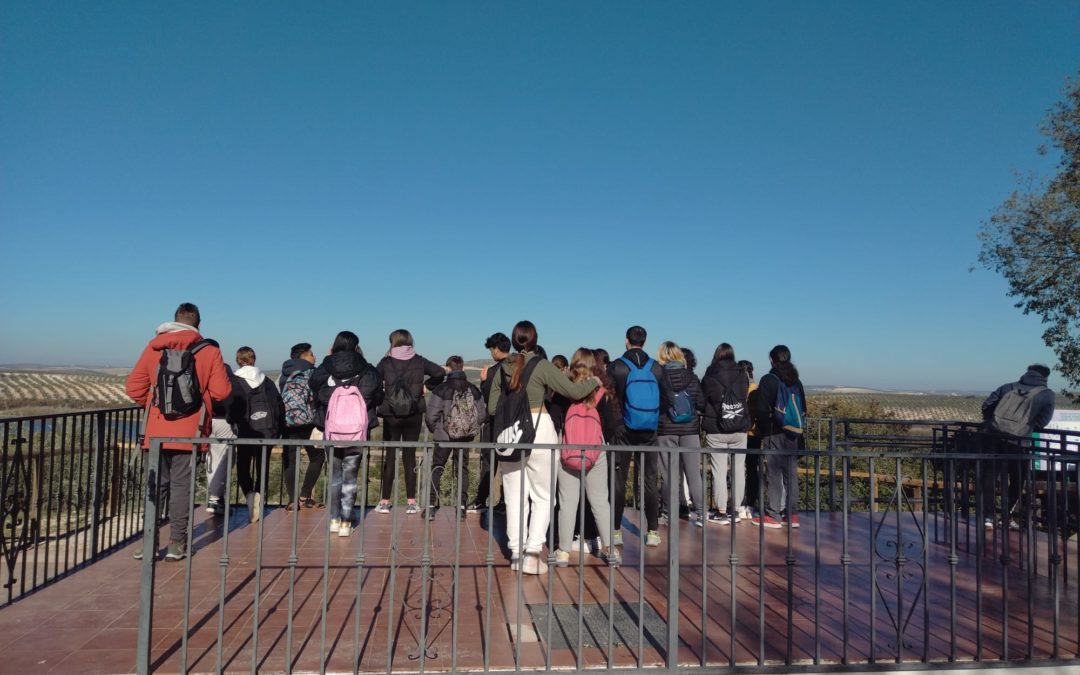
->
[126, 302, 232, 561]
[309, 331, 383, 537]
[607, 325, 664, 548]
[655, 341, 706, 528]
[701, 343, 751, 525]
[374, 329, 446, 515]
[488, 321, 599, 575]
[751, 345, 806, 530]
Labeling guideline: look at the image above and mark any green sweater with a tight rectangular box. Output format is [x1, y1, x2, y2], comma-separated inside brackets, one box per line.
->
[487, 353, 598, 415]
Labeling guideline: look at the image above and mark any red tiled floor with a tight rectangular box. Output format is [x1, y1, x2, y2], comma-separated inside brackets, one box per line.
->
[1, 507, 1078, 673]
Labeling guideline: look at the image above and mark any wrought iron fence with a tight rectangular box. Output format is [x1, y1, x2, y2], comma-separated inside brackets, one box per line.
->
[1, 406, 146, 605]
[134, 423, 1080, 674]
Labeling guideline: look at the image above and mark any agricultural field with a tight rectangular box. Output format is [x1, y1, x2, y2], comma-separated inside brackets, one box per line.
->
[0, 366, 987, 422]
[0, 369, 131, 414]
[809, 392, 984, 422]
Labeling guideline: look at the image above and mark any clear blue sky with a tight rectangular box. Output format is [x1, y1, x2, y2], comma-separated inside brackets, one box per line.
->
[2, 2, 1078, 392]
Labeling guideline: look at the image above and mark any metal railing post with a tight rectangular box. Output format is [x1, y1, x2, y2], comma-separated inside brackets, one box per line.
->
[666, 444, 679, 671]
[90, 411, 107, 558]
[136, 437, 161, 675]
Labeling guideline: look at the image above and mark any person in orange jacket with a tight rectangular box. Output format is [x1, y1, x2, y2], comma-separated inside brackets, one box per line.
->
[125, 302, 232, 561]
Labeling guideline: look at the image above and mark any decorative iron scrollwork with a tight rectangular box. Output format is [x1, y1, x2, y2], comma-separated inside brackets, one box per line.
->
[873, 481, 926, 652]
[2, 438, 37, 591]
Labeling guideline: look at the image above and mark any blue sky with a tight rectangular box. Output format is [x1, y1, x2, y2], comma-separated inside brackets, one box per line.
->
[1, 2, 1078, 392]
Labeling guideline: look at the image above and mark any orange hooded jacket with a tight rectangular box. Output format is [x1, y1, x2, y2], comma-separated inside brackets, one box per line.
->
[125, 325, 232, 451]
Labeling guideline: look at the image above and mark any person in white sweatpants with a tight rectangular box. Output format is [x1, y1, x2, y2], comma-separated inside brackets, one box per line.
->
[502, 412, 557, 566]
[488, 321, 600, 576]
[206, 417, 235, 514]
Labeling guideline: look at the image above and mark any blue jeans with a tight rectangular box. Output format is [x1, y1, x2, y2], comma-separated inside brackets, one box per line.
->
[329, 453, 361, 522]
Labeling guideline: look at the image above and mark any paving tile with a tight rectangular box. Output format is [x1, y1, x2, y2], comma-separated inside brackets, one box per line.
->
[47, 649, 136, 675]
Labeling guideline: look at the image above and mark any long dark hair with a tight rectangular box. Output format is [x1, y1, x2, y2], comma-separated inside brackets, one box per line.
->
[769, 344, 799, 384]
[508, 320, 538, 392]
[712, 343, 735, 364]
[331, 331, 360, 354]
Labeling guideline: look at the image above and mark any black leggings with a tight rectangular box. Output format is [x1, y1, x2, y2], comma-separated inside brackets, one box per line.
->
[381, 414, 422, 500]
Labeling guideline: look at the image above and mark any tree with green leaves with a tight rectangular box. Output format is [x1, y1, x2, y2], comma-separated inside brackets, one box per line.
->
[979, 70, 1080, 397]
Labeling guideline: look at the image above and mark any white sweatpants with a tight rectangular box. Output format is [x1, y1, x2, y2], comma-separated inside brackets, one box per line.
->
[501, 412, 557, 557]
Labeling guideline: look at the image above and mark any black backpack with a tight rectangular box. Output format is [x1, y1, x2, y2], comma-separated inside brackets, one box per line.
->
[714, 378, 749, 433]
[242, 380, 278, 438]
[384, 359, 420, 416]
[492, 357, 544, 462]
[154, 339, 216, 420]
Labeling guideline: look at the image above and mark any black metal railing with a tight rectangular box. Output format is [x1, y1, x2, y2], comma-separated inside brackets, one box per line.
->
[133, 423, 1080, 674]
[1, 405, 146, 605]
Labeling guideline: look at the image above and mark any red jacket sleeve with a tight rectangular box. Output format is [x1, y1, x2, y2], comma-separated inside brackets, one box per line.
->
[125, 345, 157, 406]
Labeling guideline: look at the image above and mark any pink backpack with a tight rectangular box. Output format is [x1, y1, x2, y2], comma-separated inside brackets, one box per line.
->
[325, 378, 369, 442]
[561, 389, 605, 472]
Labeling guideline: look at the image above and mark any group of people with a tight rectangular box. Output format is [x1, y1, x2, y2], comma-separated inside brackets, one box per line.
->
[125, 303, 810, 567]
[128, 302, 1059, 570]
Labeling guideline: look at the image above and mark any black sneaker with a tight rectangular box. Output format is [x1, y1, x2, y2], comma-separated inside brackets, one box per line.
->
[466, 502, 484, 513]
[493, 501, 506, 514]
[164, 542, 187, 562]
[425, 506, 439, 522]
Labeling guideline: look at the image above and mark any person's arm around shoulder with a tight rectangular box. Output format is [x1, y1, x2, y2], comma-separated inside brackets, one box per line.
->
[535, 358, 598, 401]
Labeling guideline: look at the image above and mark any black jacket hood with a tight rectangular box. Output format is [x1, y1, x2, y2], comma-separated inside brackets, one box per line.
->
[323, 351, 370, 381]
[280, 358, 314, 379]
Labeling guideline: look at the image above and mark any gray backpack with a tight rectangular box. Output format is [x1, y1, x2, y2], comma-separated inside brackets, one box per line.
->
[991, 385, 1047, 437]
[155, 339, 216, 420]
[445, 387, 481, 440]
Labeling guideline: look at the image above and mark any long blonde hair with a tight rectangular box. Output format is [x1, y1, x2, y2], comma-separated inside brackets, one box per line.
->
[656, 341, 686, 366]
[569, 348, 599, 408]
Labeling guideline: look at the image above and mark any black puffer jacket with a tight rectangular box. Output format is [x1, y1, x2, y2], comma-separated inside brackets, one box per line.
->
[309, 351, 383, 432]
[376, 355, 446, 417]
[701, 360, 750, 434]
[751, 363, 806, 437]
[657, 363, 705, 436]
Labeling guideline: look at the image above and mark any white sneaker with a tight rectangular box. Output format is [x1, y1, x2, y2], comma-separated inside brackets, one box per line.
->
[329, 518, 341, 534]
[521, 553, 548, 575]
[338, 521, 352, 537]
[612, 530, 623, 546]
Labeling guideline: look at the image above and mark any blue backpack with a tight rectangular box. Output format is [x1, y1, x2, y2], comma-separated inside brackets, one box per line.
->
[665, 369, 696, 423]
[770, 374, 805, 435]
[620, 356, 660, 430]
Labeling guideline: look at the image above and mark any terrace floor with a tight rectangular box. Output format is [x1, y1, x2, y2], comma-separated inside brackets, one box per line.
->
[0, 504, 1078, 674]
